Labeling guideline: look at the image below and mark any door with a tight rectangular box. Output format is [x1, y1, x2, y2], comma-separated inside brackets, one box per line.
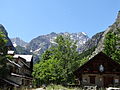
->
[103, 76, 113, 87]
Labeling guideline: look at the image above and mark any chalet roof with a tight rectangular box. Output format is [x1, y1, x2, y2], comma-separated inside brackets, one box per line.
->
[13, 55, 33, 62]
[74, 52, 120, 75]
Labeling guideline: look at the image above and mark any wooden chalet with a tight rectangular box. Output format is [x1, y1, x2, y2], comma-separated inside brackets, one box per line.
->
[0, 50, 33, 89]
[74, 52, 120, 87]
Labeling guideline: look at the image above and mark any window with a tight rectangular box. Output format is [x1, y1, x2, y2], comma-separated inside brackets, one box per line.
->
[89, 76, 96, 84]
[115, 79, 119, 84]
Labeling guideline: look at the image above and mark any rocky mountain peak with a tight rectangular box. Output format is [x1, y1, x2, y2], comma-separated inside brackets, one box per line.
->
[50, 32, 57, 35]
[11, 37, 28, 48]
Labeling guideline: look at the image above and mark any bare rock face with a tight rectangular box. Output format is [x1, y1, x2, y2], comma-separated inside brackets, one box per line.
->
[11, 37, 28, 48]
[78, 31, 104, 53]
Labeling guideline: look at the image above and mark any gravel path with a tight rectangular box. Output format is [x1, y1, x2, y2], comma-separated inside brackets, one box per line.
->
[32, 88, 45, 90]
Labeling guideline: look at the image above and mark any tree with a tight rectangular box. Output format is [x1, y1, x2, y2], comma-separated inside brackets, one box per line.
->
[104, 29, 120, 63]
[0, 32, 9, 77]
[33, 57, 63, 86]
[33, 35, 81, 86]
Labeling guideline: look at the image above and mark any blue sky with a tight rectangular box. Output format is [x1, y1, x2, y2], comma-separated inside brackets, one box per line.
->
[0, 0, 120, 42]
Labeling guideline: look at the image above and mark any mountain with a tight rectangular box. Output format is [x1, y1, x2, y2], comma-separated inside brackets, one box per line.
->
[10, 31, 106, 62]
[26, 32, 89, 55]
[11, 37, 28, 47]
[11, 31, 103, 57]
[10, 32, 89, 62]
[0, 24, 14, 50]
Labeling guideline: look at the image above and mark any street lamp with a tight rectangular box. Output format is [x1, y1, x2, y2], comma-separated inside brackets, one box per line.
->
[99, 64, 104, 72]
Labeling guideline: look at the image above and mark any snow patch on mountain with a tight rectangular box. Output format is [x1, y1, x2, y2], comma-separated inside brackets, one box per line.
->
[13, 42, 17, 47]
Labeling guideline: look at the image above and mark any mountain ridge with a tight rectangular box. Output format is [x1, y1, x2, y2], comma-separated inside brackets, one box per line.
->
[11, 32, 90, 62]
[27, 32, 89, 54]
